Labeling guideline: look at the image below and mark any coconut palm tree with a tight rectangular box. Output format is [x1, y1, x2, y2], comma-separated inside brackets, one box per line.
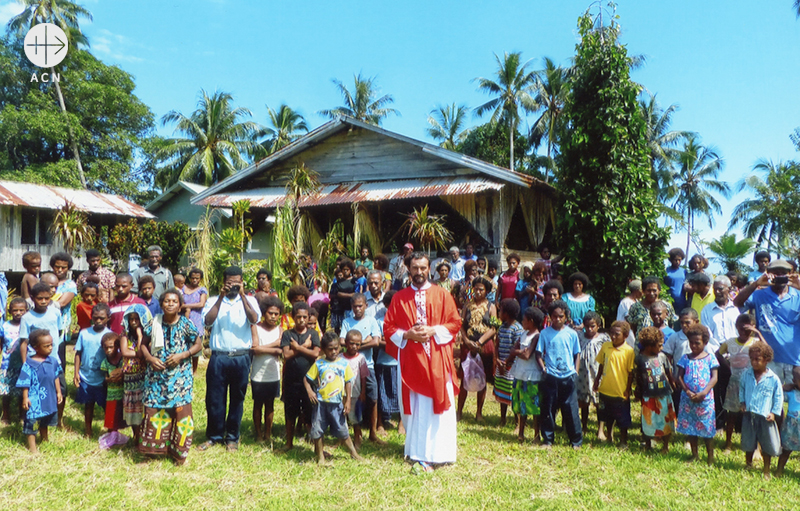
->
[7, 0, 93, 188]
[255, 104, 308, 158]
[729, 159, 800, 252]
[707, 233, 754, 273]
[318, 73, 399, 125]
[530, 57, 570, 182]
[795, 0, 800, 17]
[474, 51, 539, 172]
[426, 103, 471, 150]
[665, 135, 731, 256]
[156, 89, 259, 187]
[639, 93, 693, 200]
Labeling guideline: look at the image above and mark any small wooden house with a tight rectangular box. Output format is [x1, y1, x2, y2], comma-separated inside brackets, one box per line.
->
[192, 117, 557, 258]
[0, 180, 153, 274]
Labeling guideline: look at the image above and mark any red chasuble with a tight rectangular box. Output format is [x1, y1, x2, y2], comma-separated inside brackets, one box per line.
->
[383, 284, 462, 414]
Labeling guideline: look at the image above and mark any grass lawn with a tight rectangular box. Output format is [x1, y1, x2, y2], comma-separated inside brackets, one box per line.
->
[0, 348, 798, 510]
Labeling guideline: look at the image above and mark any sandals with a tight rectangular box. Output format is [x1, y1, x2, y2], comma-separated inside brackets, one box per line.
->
[411, 461, 434, 474]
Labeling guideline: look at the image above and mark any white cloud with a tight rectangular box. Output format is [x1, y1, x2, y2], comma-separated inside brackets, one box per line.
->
[91, 29, 144, 63]
[0, 1, 24, 27]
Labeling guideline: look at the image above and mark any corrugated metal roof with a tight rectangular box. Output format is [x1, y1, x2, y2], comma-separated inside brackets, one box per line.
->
[0, 180, 154, 218]
[193, 116, 553, 204]
[195, 176, 504, 209]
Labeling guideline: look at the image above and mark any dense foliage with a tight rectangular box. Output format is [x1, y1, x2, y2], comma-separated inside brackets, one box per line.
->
[556, 13, 669, 317]
[103, 219, 191, 271]
[0, 39, 157, 203]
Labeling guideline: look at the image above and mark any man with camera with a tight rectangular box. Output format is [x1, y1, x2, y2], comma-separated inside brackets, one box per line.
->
[198, 266, 260, 451]
[735, 259, 800, 385]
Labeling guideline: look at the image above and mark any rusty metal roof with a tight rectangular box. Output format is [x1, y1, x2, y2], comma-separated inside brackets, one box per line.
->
[195, 176, 504, 209]
[0, 180, 154, 217]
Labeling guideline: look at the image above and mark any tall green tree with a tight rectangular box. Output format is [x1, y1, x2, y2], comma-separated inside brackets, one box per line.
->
[156, 90, 258, 187]
[426, 103, 471, 150]
[255, 103, 308, 157]
[318, 73, 398, 125]
[729, 159, 800, 252]
[639, 93, 692, 199]
[530, 57, 570, 182]
[457, 121, 532, 174]
[663, 135, 731, 256]
[474, 51, 538, 172]
[6, 0, 93, 187]
[556, 12, 669, 317]
[0, 41, 156, 202]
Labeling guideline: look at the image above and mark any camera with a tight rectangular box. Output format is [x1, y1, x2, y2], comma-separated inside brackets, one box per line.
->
[229, 285, 241, 294]
[773, 276, 789, 285]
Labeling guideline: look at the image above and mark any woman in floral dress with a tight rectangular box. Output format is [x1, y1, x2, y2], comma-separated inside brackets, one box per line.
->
[139, 289, 202, 465]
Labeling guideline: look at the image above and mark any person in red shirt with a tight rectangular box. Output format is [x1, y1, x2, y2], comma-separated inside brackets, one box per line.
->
[108, 274, 146, 334]
[75, 282, 98, 332]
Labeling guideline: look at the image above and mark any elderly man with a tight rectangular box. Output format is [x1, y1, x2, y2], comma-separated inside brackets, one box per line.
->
[132, 245, 174, 300]
[198, 266, 260, 451]
[701, 275, 740, 428]
[448, 247, 466, 282]
[701, 276, 739, 352]
[76, 249, 116, 303]
[735, 259, 800, 385]
[366, 270, 403, 435]
[384, 252, 461, 472]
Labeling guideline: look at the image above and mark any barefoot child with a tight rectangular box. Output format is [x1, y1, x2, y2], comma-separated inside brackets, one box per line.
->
[777, 366, 800, 477]
[635, 327, 676, 453]
[74, 303, 113, 437]
[304, 332, 363, 464]
[739, 341, 783, 478]
[251, 296, 283, 447]
[342, 330, 369, 449]
[718, 314, 760, 451]
[536, 299, 583, 448]
[119, 305, 151, 442]
[576, 311, 610, 438]
[509, 306, 544, 443]
[16, 330, 62, 453]
[20, 251, 41, 302]
[593, 321, 635, 448]
[495, 298, 522, 428]
[676, 324, 718, 465]
[101, 333, 125, 433]
[340, 293, 385, 444]
[281, 302, 321, 450]
[19, 282, 65, 427]
[0, 298, 26, 422]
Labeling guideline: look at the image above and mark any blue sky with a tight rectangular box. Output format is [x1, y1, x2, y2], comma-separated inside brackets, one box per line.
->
[2, 0, 799, 269]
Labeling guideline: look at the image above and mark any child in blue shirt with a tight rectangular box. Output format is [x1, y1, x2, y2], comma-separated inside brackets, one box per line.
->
[535, 299, 583, 448]
[16, 329, 62, 453]
[304, 332, 364, 464]
[74, 303, 112, 438]
[739, 341, 783, 479]
[1, 297, 26, 422]
[339, 293, 384, 445]
[19, 282, 65, 427]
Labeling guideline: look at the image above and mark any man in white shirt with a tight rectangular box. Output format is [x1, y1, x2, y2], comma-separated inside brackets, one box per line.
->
[448, 247, 465, 282]
[700, 276, 740, 352]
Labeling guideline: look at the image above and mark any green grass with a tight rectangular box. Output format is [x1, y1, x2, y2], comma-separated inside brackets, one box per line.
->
[1, 349, 799, 510]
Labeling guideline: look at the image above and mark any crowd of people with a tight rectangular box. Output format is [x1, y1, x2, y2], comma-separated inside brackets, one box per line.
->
[1, 242, 799, 478]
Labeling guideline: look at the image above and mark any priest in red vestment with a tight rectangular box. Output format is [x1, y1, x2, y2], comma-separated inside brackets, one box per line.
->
[383, 252, 461, 470]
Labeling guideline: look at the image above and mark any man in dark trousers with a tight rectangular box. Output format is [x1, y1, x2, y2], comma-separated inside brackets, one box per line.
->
[198, 266, 260, 451]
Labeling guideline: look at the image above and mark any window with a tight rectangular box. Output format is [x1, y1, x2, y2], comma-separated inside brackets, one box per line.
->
[19, 208, 54, 245]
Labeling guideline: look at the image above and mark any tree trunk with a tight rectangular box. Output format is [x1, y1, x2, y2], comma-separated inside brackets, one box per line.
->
[509, 120, 515, 172]
[545, 138, 552, 183]
[52, 67, 87, 189]
[685, 210, 692, 258]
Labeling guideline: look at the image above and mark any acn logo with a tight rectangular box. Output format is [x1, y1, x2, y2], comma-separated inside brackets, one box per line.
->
[24, 23, 69, 68]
